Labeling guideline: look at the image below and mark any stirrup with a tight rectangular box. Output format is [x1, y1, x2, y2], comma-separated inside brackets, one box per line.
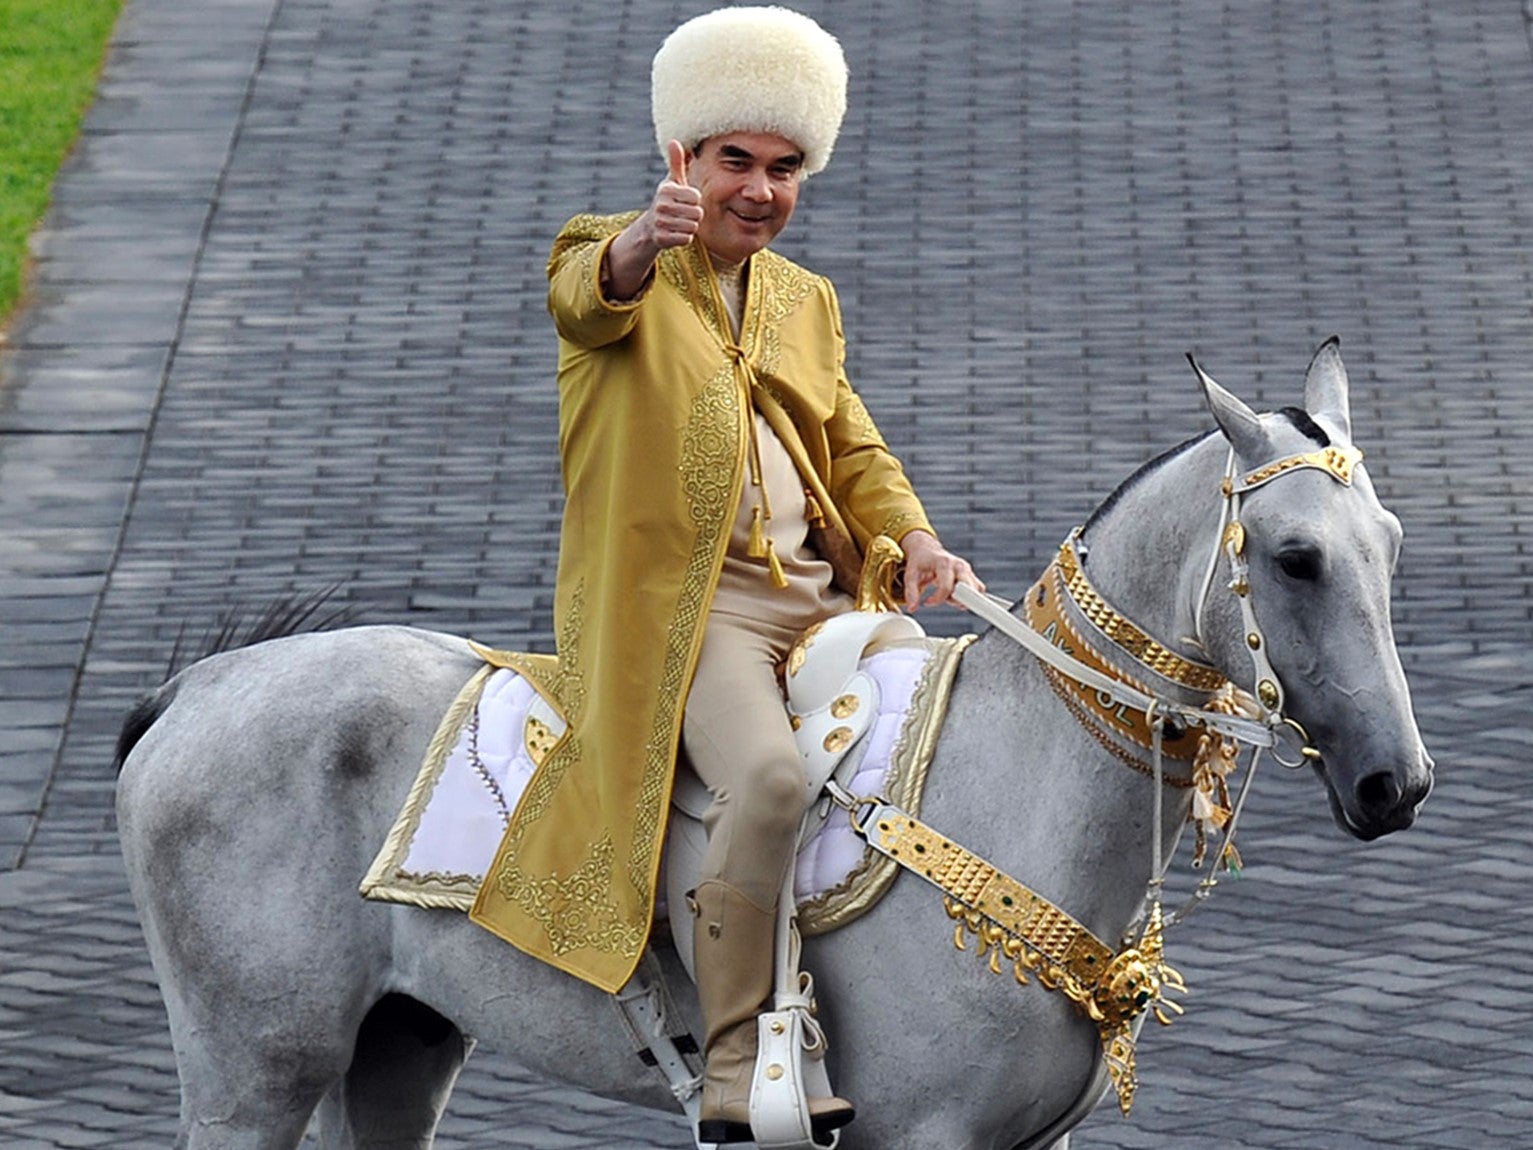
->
[739, 843, 853, 1150]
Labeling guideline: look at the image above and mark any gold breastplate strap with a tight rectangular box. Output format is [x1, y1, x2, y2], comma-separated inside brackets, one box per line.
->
[853, 800, 1184, 1114]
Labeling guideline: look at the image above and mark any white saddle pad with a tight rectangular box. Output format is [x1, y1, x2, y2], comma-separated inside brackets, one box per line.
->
[360, 637, 972, 928]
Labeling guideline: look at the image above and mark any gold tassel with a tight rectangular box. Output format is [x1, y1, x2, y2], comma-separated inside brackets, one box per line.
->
[748, 506, 767, 558]
[804, 490, 826, 527]
[766, 540, 789, 589]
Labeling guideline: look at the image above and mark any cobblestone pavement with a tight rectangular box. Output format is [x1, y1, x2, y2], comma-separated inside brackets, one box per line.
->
[1, 0, 1530, 1146]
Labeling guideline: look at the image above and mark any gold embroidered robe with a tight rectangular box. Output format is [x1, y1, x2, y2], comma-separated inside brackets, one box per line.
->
[469, 212, 933, 992]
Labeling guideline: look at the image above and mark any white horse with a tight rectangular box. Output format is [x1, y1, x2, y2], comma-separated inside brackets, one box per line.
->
[115, 342, 1431, 1150]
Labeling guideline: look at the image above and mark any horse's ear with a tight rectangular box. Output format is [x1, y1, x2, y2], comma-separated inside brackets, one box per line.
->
[1304, 336, 1352, 443]
[1188, 353, 1266, 460]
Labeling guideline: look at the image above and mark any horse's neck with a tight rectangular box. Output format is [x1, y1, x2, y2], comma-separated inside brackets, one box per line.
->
[933, 437, 1228, 943]
[931, 637, 1184, 944]
[1075, 434, 1229, 661]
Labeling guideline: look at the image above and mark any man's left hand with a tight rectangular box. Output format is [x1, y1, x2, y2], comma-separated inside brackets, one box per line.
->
[899, 530, 984, 611]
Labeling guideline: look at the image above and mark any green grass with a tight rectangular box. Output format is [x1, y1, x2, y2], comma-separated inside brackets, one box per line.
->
[0, 0, 122, 324]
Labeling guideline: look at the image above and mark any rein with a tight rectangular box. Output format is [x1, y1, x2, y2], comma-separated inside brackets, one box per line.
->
[839, 438, 1365, 1116]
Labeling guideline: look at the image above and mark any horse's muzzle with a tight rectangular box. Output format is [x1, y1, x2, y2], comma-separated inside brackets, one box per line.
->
[1331, 745, 1434, 841]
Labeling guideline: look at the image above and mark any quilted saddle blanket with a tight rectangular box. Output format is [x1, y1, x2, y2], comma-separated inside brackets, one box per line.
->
[360, 636, 971, 935]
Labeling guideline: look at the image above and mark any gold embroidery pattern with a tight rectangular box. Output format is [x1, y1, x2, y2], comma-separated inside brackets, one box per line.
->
[627, 365, 744, 896]
[660, 244, 728, 344]
[546, 580, 588, 721]
[494, 834, 645, 958]
[574, 241, 602, 316]
[841, 393, 887, 447]
[492, 582, 586, 868]
[753, 251, 820, 378]
[878, 510, 923, 541]
[755, 251, 820, 323]
[550, 213, 638, 318]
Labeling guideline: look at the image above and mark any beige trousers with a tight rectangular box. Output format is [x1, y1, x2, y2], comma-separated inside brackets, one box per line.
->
[683, 603, 848, 909]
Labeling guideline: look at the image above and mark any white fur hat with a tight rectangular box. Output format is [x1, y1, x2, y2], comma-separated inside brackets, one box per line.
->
[651, 6, 848, 176]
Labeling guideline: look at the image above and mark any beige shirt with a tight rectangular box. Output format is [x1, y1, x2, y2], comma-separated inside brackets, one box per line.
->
[709, 258, 848, 626]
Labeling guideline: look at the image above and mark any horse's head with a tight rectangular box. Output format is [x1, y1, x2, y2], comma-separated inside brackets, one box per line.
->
[1190, 339, 1433, 840]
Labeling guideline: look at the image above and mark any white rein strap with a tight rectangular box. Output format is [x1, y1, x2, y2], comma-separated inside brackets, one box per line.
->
[951, 583, 1275, 750]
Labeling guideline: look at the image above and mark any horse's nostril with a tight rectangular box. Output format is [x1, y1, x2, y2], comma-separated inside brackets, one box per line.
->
[1356, 771, 1401, 814]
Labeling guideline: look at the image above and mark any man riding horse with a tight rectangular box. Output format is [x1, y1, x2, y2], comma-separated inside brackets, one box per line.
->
[468, 7, 981, 1142]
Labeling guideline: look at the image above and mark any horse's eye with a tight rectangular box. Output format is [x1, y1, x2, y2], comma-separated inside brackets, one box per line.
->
[1276, 548, 1323, 582]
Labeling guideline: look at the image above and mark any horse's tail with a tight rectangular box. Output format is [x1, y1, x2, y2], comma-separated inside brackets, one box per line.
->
[113, 685, 177, 775]
[112, 586, 356, 775]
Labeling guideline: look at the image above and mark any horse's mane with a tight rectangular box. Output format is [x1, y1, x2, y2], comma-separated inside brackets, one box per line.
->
[1278, 406, 1332, 448]
[166, 585, 357, 677]
[115, 587, 357, 775]
[1082, 431, 1212, 533]
[1082, 407, 1329, 534]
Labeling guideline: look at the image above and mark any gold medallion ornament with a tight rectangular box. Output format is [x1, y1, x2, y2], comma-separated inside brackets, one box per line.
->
[822, 727, 854, 754]
[524, 718, 560, 767]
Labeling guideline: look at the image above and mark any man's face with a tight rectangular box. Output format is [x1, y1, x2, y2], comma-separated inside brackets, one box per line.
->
[685, 131, 804, 265]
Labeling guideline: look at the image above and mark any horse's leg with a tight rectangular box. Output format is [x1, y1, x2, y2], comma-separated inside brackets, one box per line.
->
[311, 994, 474, 1149]
[167, 1014, 335, 1150]
[118, 666, 415, 1148]
[144, 884, 369, 1150]
[129, 821, 365, 1150]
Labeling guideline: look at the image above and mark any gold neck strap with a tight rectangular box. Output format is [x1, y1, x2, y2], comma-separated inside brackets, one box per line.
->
[1053, 535, 1227, 695]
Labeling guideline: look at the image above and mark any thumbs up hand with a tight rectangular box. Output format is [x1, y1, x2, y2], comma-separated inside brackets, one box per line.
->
[665, 139, 691, 187]
[643, 139, 704, 251]
[601, 141, 704, 302]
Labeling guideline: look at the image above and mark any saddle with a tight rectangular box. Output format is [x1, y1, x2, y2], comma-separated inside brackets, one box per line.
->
[663, 607, 926, 978]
